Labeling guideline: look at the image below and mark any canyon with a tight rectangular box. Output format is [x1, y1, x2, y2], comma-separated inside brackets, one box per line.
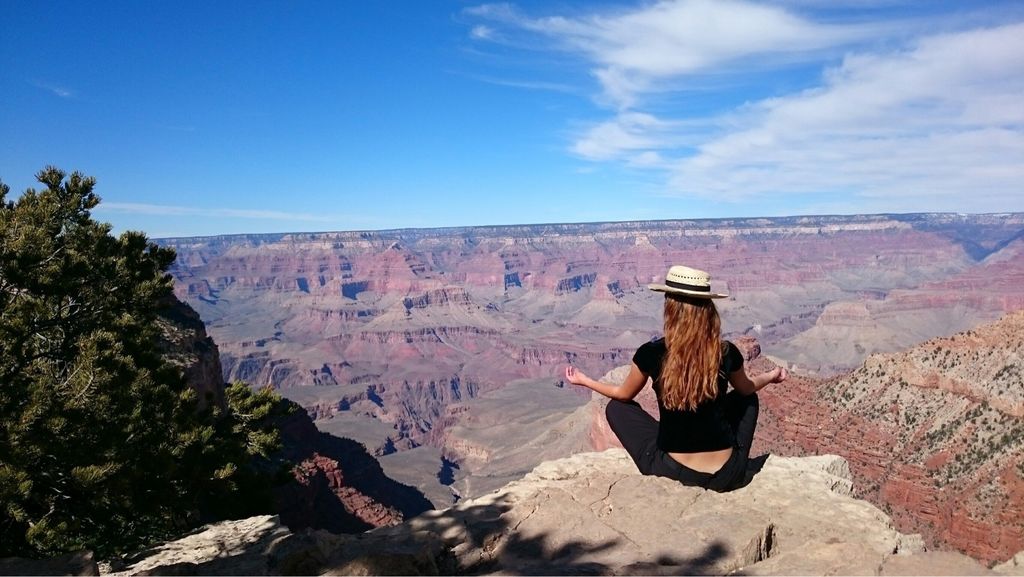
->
[162, 212, 1024, 563]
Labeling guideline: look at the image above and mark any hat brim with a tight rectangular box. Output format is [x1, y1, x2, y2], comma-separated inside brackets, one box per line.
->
[648, 284, 728, 299]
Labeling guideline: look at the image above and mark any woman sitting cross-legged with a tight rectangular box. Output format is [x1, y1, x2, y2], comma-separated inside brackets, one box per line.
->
[564, 265, 787, 492]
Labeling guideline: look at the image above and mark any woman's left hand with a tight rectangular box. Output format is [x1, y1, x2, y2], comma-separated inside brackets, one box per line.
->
[767, 366, 788, 384]
[564, 366, 589, 386]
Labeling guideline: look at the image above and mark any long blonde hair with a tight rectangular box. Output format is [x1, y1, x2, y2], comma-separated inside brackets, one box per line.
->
[659, 294, 722, 411]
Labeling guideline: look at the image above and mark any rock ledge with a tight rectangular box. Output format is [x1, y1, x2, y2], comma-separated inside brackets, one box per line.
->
[103, 450, 1019, 576]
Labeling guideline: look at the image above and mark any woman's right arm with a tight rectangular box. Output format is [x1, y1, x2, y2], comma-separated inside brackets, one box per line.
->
[565, 363, 648, 401]
[729, 365, 788, 396]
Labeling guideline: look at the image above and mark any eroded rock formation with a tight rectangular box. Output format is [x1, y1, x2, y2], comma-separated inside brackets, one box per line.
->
[756, 310, 1024, 564]
[155, 296, 227, 409]
[157, 294, 433, 536]
[270, 398, 433, 534]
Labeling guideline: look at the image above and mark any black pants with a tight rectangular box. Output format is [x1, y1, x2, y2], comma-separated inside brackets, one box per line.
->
[606, 392, 758, 492]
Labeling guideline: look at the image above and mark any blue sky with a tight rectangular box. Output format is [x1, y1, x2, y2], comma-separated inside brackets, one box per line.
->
[2, 1, 1023, 237]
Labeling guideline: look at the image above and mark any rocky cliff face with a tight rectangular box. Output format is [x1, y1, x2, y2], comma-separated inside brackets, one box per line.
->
[104, 450, 1023, 576]
[155, 294, 432, 537]
[759, 311, 1024, 565]
[165, 215, 1024, 393]
[155, 296, 227, 409]
[754, 313, 1024, 564]
[269, 398, 433, 534]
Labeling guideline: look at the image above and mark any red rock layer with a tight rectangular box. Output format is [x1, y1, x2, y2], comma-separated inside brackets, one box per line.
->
[165, 215, 1024, 454]
[290, 454, 400, 529]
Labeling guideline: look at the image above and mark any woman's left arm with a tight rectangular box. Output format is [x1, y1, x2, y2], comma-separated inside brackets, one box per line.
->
[730, 365, 788, 395]
[564, 363, 648, 401]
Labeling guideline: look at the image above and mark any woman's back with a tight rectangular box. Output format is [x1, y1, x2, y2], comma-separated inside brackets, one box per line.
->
[633, 338, 746, 453]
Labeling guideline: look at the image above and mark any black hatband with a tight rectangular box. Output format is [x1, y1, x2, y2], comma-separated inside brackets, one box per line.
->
[666, 279, 710, 292]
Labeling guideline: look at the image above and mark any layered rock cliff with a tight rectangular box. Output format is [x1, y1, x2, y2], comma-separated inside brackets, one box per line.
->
[104, 450, 1022, 576]
[155, 295, 227, 409]
[757, 310, 1024, 564]
[270, 400, 433, 533]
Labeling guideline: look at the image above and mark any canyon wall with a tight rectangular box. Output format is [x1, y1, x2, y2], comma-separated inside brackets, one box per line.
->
[754, 310, 1024, 564]
[162, 214, 1024, 460]
[161, 213, 1024, 559]
[158, 295, 432, 535]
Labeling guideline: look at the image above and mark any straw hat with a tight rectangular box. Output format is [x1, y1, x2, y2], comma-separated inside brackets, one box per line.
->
[648, 265, 728, 299]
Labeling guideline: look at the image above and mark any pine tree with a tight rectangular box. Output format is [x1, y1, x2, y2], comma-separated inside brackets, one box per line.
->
[0, 168, 287, 558]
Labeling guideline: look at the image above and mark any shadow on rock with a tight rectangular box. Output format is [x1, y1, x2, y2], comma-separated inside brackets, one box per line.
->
[404, 495, 733, 575]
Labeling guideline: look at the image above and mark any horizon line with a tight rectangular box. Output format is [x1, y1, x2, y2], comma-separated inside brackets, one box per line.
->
[150, 210, 1024, 242]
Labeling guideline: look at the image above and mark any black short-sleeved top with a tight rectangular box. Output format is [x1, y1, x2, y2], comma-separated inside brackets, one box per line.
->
[632, 338, 745, 453]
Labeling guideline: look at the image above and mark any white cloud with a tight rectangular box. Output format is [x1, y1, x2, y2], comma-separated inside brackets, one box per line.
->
[669, 23, 1024, 209]
[468, 0, 885, 107]
[30, 80, 75, 99]
[471, 25, 495, 40]
[462, 73, 577, 93]
[97, 202, 337, 222]
[572, 111, 709, 163]
[573, 112, 668, 160]
[468, 2, 1024, 213]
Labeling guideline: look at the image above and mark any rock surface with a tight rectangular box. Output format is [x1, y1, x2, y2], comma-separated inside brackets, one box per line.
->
[155, 295, 227, 410]
[401, 450, 964, 575]
[104, 450, 1020, 576]
[152, 291, 433, 537]
[0, 551, 99, 576]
